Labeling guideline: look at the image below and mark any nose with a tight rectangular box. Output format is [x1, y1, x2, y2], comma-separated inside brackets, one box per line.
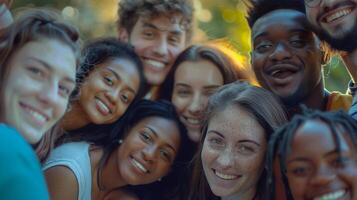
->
[38, 81, 60, 107]
[321, 0, 338, 10]
[269, 42, 292, 62]
[105, 87, 121, 105]
[216, 148, 235, 169]
[310, 164, 335, 187]
[188, 93, 205, 115]
[153, 37, 168, 57]
[142, 145, 157, 163]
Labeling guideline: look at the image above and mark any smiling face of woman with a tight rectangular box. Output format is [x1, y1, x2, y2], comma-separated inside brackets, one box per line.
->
[286, 120, 357, 200]
[78, 58, 140, 125]
[171, 60, 224, 142]
[116, 116, 181, 185]
[201, 105, 266, 199]
[3, 39, 76, 144]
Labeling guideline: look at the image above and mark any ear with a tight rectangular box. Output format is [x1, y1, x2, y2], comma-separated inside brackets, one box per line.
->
[117, 28, 129, 42]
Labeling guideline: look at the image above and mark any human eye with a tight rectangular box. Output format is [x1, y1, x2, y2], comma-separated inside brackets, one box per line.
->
[174, 87, 191, 97]
[255, 42, 273, 53]
[27, 66, 45, 78]
[331, 156, 350, 168]
[237, 144, 256, 155]
[140, 130, 152, 143]
[142, 30, 155, 39]
[169, 35, 181, 45]
[204, 88, 218, 96]
[287, 163, 312, 177]
[290, 39, 306, 48]
[58, 85, 71, 98]
[103, 76, 114, 86]
[208, 137, 225, 149]
[159, 149, 173, 162]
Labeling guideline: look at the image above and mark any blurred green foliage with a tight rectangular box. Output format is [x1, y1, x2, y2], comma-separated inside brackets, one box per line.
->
[12, 0, 351, 93]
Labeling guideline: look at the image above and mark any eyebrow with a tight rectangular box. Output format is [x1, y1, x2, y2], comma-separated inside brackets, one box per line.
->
[146, 126, 177, 153]
[175, 83, 221, 89]
[287, 150, 344, 164]
[142, 22, 183, 36]
[29, 57, 75, 84]
[207, 130, 224, 138]
[105, 68, 136, 94]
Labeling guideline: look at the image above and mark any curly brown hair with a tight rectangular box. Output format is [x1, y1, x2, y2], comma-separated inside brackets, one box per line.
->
[117, 0, 194, 43]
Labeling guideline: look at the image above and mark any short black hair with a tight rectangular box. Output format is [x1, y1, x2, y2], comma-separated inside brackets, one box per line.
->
[265, 109, 357, 200]
[246, 0, 305, 28]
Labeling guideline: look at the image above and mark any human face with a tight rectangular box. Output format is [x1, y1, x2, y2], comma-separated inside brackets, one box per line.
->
[305, 0, 357, 51]
[123, 14, 187, 86]
[251, 10, 323, 107]
[286, 120, 357, 200]
[117, 116, 181, 185]
[3, 39, 76, 144]
[171, 60, 224, 142]
[201, 105, 266, 199]
[79, 58, 140, 125]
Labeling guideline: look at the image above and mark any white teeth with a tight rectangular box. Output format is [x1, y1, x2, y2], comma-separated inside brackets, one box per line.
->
[186, 118, 201, 125]
[325, 8, 352, 23]
[96, 99, 110, 114]
[271, 70, 281, 76]
[313, 190, 346, 200]
[24, 107, 47, 122]
[145, 59, 165, 70]
[132, 158, 148, 173]
[214, 170, 238, 180]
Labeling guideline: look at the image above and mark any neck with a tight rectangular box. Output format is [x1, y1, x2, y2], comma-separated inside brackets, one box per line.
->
[287, 81, 327, 117]
[97, 149, 126, 191]
[221, 187, 256, 200]
[61, 101, 90, 131]
[341, 50, 357, 83]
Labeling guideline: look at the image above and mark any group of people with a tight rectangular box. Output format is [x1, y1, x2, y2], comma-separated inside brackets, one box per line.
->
[0, 0, 356, 199]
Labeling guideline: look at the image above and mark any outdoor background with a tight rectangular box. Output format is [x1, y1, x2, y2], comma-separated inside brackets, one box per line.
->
[12, 0, 350, 92]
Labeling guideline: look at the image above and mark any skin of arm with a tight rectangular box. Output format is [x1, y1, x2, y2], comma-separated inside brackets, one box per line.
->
[44, 166, 79, 200]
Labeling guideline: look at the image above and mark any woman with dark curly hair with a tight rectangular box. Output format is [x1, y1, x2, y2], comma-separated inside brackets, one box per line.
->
[59, 37, 147, 143]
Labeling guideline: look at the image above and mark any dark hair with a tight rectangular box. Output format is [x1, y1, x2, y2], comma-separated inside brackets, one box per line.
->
[74, 37, 147, 101]
[246, 0, 305, 28]
[266, 109, 357, 200]
[159, 44, 248, 100]
[0, 8, 80, 162]
[117, 0, 194, 43]
[189, 81, 288, 200]
[92, 99, 193, 193]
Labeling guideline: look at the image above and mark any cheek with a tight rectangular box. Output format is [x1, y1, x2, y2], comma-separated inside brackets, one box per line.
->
[171, 95, 189, 114]
[287, 176, 307, 199]
[201, 143, 218, 168]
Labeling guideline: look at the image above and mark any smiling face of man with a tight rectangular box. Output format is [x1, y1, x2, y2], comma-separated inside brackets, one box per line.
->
[305, 0, 357, 51]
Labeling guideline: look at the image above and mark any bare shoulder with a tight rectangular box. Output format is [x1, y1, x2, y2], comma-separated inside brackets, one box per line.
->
[104, 189, 139, 200]
[44, 165, 79, 200]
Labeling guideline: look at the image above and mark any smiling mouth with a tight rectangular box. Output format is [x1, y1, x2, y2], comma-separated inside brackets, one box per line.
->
[313, 189, 347, 200]
[130, 157, 149, 174]
[20, 102, 49, 125]
[143, 58, 166, 71]
[324, 7, 353, 24]
[181, 116, 203, 128]
[95, 98, 111, 115]
[213, 169, 240, 180]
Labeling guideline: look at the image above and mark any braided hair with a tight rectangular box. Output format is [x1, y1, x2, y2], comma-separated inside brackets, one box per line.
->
[265, 109, 357, 200]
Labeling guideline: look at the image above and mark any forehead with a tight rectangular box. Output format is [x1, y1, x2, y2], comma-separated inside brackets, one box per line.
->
[136, 13, 187, 33]
[174, 60, 224, 84]
[290, 120, 352, 155]
[208, 105, 265, 141]
[252, 9, 309, 38]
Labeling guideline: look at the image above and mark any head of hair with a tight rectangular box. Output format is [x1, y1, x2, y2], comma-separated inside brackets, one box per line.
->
[265, 109, 357, 200]
[74, 37, 147, 101]
[0, 8, 80, 162]
[189, 81, 288, 200]
[91, 99, 194, 190]
[246, 0, 305, 28]
[117, 0, 194, 43]
[159, 44, 247, 100]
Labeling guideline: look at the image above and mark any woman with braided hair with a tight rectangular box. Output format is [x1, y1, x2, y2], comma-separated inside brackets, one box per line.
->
[266, 110, 357, 200]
